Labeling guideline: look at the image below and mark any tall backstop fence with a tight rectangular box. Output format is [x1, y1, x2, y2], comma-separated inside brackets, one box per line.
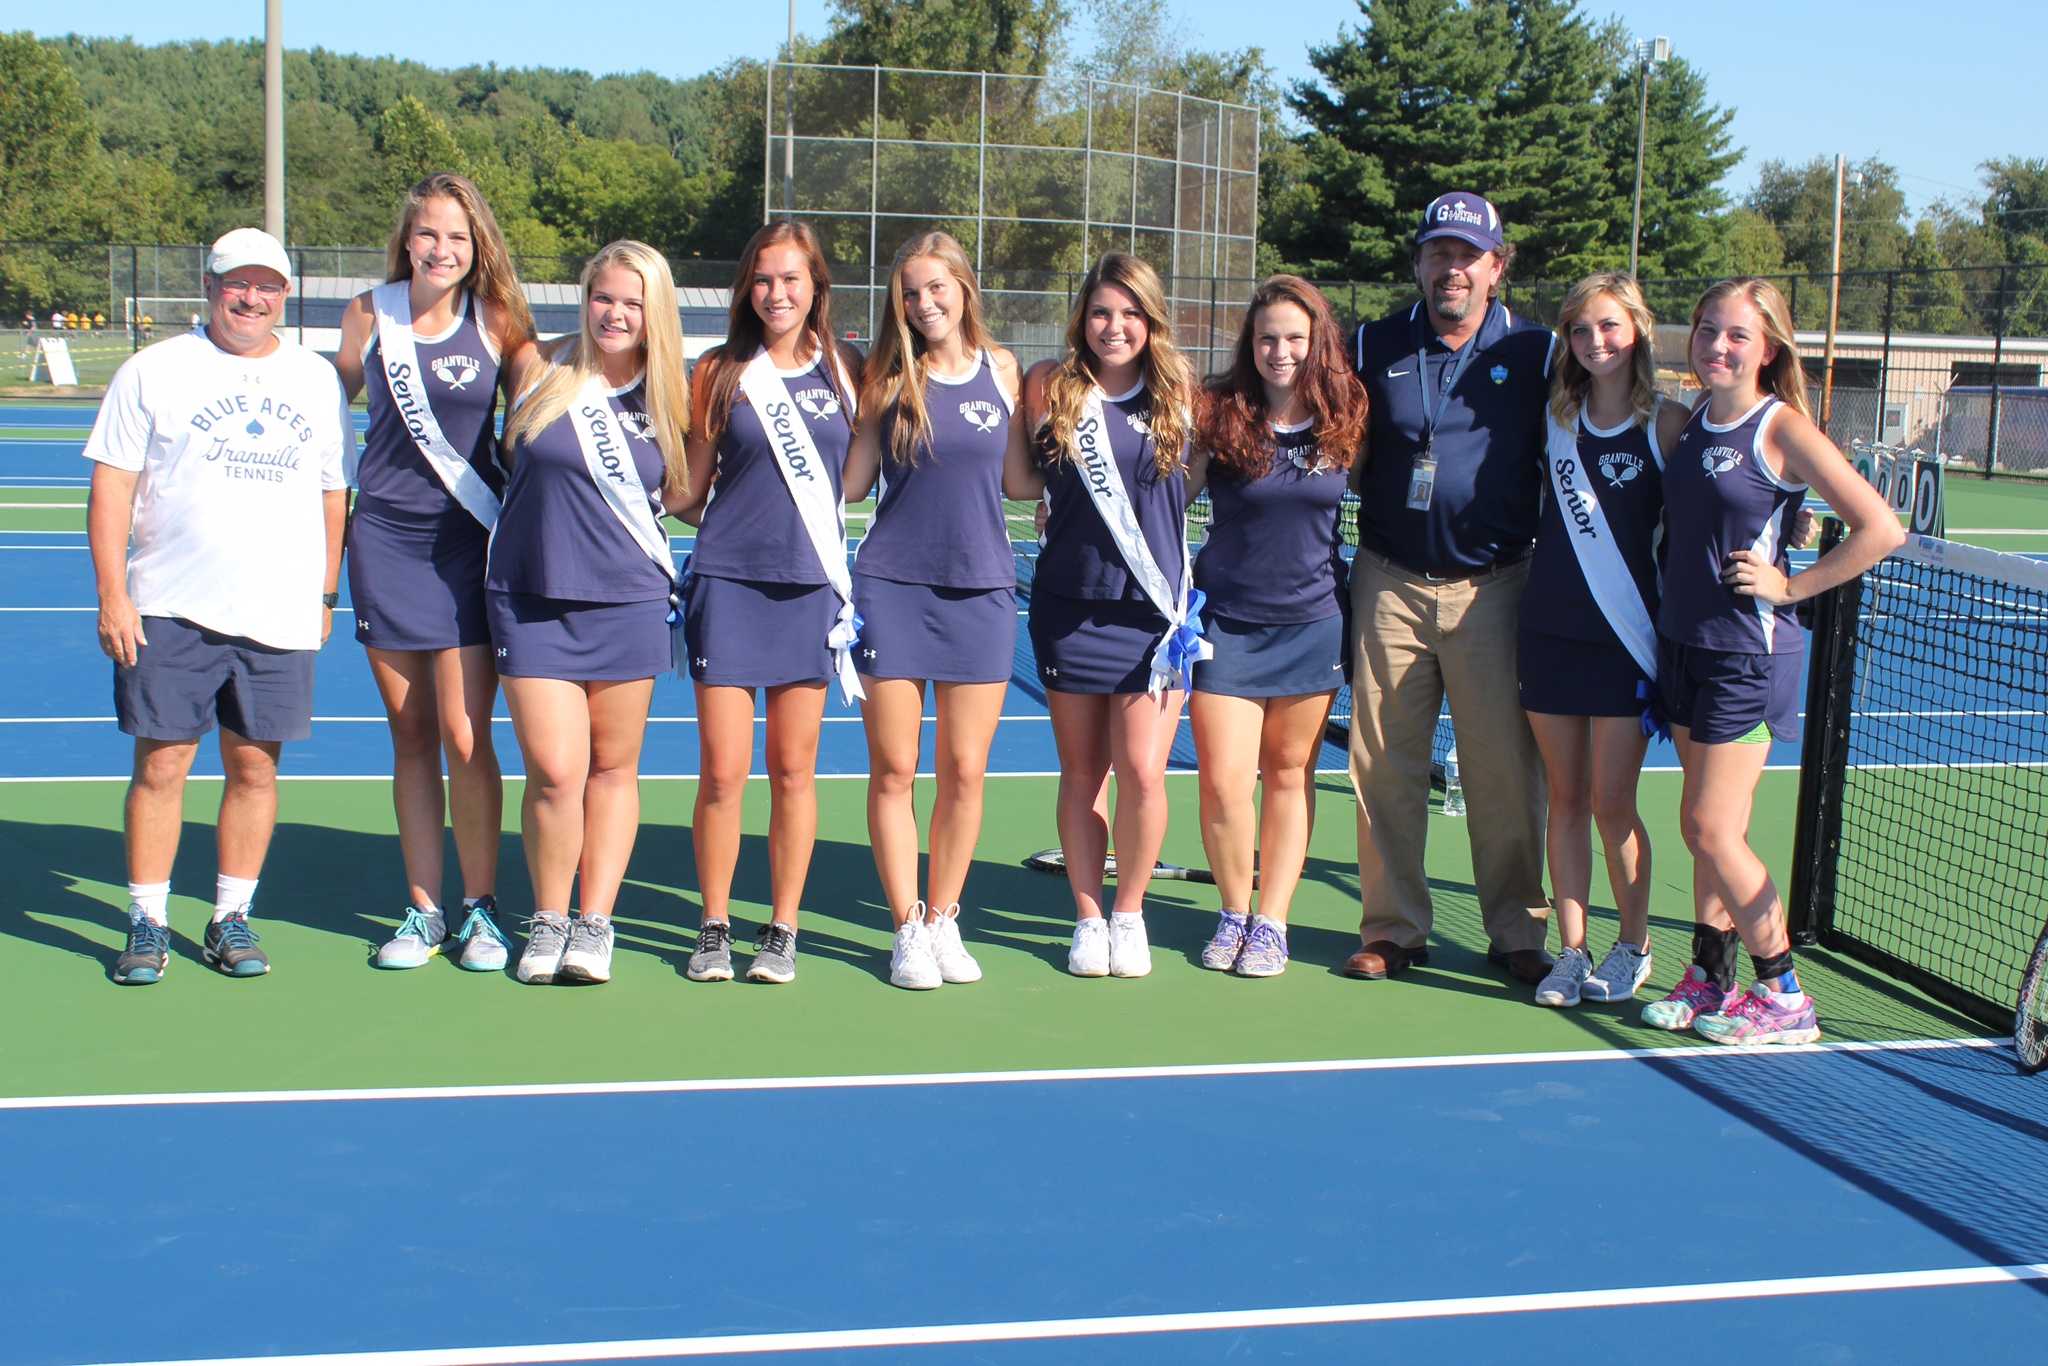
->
[764, 61, 1261, 376]
[6, 238, 2045, 478]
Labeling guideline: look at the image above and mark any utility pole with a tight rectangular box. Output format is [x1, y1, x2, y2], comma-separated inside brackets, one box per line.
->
[1821, 153, 1846, 430]
[264, 0, 284, 241]
[1628, 35, 1670, 279]
[783, 0, 796, 217]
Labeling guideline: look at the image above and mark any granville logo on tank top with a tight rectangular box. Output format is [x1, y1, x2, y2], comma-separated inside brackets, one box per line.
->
[1598, 451, 1644, 488]
[959, 399, 1002, 435]
[794, 386, 841, 420]
[1125, 406, 1152, 435]
[1699, 445, 1744, 478]
[430, 354, 483, 390]
[618, 409, 655, 443]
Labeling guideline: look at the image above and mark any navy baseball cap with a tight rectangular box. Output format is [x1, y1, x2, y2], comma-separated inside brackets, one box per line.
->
[1416, 192, 1504, 254]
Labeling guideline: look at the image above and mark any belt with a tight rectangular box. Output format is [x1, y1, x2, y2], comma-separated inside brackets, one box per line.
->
[1365, 548, 1531, 585]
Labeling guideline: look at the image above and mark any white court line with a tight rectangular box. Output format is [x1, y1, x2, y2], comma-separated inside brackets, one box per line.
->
[0, 1035, 2001, 1110]
[0, 713, 1061, 726]
[73, 1263, 2048, 1366]
[0, 501, 83, 508]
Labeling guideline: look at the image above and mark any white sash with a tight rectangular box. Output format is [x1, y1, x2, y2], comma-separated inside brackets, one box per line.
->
[738, 349, 865, 703]
[371, 282, 500, 529]
[1545, 415, 1657, 682]
[1073, 387, 1210, 694]
[566, 378, 682, 674]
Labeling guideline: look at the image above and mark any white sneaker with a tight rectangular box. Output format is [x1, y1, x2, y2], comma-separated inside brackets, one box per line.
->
[1581, 942, 1654, 1002]
[1534, 944, 1593, 1007]
[1068, 917, 1110, 977]
[928, 903, 981, 983]
[1108, 912, 1151, 978]
[890, 903, 941, 990]
[516, 911, 572, 984]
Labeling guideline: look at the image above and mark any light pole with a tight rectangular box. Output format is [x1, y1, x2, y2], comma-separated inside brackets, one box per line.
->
[1628, 35, 1671, 280]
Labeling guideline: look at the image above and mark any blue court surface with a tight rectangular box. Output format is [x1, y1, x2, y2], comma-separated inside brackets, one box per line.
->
[6, 1042, 2046, 1364]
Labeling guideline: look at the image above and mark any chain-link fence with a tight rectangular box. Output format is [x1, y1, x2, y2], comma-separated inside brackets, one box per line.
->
[8, 237, 2046, 478]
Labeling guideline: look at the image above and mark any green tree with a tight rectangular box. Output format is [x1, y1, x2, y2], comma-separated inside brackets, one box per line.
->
[1745, 156, 1909, 328]
[1596, 54, 1739, 280]
[376, 95, 469, 201]
[1894, 219, 1966, 334]
[819, 0, 1070, 75]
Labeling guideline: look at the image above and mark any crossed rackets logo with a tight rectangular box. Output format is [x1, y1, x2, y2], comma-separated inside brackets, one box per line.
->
[1599, 453, 1643, 488]
[431, 355, 483, 391]
[795, 388, 841, 419]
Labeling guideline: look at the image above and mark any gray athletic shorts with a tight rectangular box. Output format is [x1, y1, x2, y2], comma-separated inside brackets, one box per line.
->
[114, 616, 316, 743]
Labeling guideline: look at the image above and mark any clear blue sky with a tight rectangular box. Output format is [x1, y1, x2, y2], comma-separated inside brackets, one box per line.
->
[29, 1, 2039, 218]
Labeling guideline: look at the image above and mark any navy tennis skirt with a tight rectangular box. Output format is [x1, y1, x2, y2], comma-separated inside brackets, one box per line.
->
[1027, 592, 1170, 695]
[1192, 611, 1346, 698]
[684, 573, 836, 688]
[347, 502, 490, 652]
[853, 573, 1016, 684]
[486, 591, 672, 682]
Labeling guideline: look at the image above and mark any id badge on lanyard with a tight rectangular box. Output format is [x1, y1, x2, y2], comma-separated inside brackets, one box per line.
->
[1407, 452, 1437, 511]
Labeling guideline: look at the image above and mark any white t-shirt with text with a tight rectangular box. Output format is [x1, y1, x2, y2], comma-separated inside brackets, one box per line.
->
[84, 331, 352, 650]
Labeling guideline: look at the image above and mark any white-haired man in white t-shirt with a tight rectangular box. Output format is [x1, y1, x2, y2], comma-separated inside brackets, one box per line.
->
[85, 227, 352, 985]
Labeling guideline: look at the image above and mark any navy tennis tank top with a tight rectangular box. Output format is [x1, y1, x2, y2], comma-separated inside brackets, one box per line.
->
[357, 293, 502, 520]
[1523, 411, 1665, 643]
[690, 353, 853, 586]
[1034, 381, 1185, 603]
[857, 353, 1014, 590]
[1194, 421, 1347, 623]
[487, 375, 668, 603]
[1659, 396, 1808, 654]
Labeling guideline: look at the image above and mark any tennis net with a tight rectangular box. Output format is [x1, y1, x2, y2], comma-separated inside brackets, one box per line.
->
[1789, 531, 2048, 1030]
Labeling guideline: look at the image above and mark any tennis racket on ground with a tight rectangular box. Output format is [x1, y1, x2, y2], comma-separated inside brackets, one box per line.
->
[1023, 847, 1224, 885]
[2016, 920, 2048, 1074]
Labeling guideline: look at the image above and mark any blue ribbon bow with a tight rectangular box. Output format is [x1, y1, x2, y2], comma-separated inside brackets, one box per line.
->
[1636, 677, 1669, 743]
[1164, 588, 1211, 685]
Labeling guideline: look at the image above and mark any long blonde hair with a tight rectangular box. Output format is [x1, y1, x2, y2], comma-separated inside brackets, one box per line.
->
[383, 172, 535, 358]
[1041, 252, 1193, 476]
[1549, 271, 1659, 429]
[1690, 277, 1812, 422]
[861, 232, 996, 464]
[502, 240, 690, 496]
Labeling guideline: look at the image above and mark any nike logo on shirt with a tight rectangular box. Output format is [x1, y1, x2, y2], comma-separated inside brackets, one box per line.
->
[1386, 368, 1412, 378]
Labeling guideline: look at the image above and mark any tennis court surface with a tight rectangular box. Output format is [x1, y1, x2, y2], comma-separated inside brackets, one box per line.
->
[4, 401, 2046, 1363]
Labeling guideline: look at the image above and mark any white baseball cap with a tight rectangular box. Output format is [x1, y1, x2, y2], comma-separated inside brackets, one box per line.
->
[208, 227, 293, 281]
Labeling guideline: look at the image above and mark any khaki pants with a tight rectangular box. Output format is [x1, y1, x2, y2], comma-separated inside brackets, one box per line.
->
[1347, 551, 1548, 953]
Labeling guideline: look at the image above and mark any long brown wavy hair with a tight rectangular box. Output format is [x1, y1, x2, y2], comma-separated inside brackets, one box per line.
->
[1196, 275, 1365, 479]
[382, 171, 535, 358]
[860, 232, 996, 465]
[1040, 252, 1193, 476]
[1689, 277, 1813, 422]
[695, 220, 849, 452]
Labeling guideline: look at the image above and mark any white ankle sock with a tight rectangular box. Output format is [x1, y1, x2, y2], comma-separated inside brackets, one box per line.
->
[128, 881, 171, 926]
[213, 874, 259, 923]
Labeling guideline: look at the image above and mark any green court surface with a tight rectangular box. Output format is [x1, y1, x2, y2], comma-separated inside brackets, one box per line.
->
[0, 771, 1983, 1101]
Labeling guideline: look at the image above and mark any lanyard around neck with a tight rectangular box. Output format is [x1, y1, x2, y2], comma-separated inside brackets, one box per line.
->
[1416, 301, 1493, 451]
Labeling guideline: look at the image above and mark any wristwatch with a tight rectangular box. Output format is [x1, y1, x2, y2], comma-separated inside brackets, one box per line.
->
[321, 592, 339, 608]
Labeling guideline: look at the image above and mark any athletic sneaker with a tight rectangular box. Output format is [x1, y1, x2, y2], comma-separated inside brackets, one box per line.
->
[374, 906, 446, 970]
[889, 907, 941, 991]
[452, 899, 510, 973]
[1233, 918, 1289, 978]
[113, 909, 169, 985]
[748, 922, 798, 984]
[516, 911, 572, 985]
[1695, 985, 1822, 1046]
[558, 913, 616, 984]
[687, 920, 735, 982]
[1535, 945, 1594, 1007]
[1068, 917, 1110, 977]
[1201, 909, 1249, 971]
[203, 912, 269, 977]
[1108, 913, 1152, 978]
[928, 904, 982, 984]
[1581, 942, 1654, 1002]
[1641, 964, 1732, 1030]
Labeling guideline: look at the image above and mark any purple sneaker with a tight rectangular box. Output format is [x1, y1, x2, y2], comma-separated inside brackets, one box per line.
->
[1696, 985, 1822, 1046]
[1640, 964, 1730, 1031]
[1201, 910, 1249, 971]
[1232, 918, 1289, 978]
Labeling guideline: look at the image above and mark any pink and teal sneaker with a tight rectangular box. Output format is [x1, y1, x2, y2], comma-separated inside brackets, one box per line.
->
[1695, 985, 1822, 1046]
[1640, 964, 1731, 1031]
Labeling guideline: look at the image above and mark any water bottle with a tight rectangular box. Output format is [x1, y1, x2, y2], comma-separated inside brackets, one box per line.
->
[1441, 745, 1466, 817]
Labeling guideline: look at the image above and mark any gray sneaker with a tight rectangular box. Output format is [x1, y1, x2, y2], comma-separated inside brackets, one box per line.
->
[687, 920, 734, 982]
[516, 911, 572, 984]
[1535, 945, 1594, 1007]
[558, 913, 616, 984]
[747, 922, 798, 984]
[374, 906, 447, 970]
[452, 899, 510, 973]
[1581, 942, 1654, 1002]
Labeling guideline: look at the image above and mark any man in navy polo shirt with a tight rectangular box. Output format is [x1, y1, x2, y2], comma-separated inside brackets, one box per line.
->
[1342, 191, 1555, 986]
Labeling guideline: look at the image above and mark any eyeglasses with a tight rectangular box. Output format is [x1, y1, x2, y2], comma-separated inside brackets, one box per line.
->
[217, 279, 286, 299]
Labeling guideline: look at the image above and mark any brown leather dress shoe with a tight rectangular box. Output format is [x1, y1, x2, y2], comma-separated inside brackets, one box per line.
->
[1341, 940, 1429, 979]
[1489, 947, 1556, 985]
